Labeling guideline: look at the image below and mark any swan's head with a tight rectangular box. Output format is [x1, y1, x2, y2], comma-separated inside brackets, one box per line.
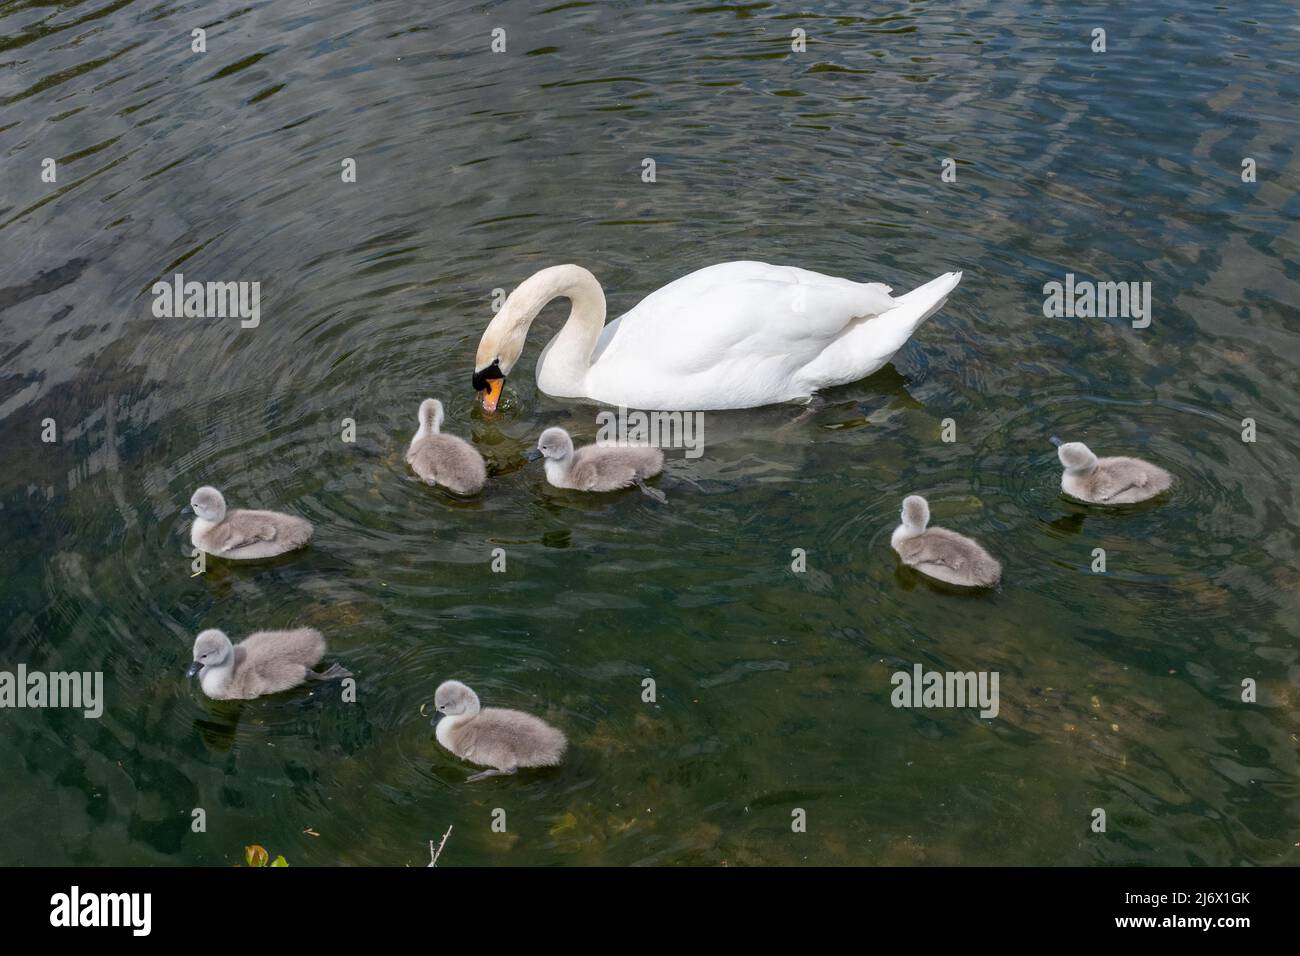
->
[526, 427, 574, 463]
[473, 265, 605, 414]
[900, 495, 930, 532]
[418, 398, 445, 433]
[188, 628, 233, 677]
[471, 356, 508, 415]
[430, 679, 481, 726]
[1057, 441, 1098, 474]
[474, 291, 533, 413]
[186, 486, 227, 523]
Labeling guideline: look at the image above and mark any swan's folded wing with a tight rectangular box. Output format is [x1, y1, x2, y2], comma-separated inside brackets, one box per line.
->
[590, 261, 896, 377]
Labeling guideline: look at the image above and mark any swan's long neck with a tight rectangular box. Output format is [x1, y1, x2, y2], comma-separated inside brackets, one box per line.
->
[489, 265, 606, 394]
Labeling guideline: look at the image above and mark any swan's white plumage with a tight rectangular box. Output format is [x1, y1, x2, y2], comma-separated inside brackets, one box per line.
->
[486, 262, 961, 411]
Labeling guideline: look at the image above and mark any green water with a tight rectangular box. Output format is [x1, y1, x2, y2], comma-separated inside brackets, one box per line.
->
[1, 0, 1297, 866]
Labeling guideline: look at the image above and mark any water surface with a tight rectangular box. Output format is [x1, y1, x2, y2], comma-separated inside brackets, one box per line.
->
[1, 0, 1298, 865]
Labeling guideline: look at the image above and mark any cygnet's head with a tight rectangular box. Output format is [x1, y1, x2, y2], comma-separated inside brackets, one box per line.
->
[1057, 441, 1098, 474]
[900, 495, 930, 531]
[189, 486, 227, 522]
[188, 628, 233, 677]
[430, 679, 481, 726]
[418, 398, 445, 433]
[527, 427, 574, 463]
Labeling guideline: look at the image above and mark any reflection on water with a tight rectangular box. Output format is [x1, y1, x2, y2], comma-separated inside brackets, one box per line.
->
[0, 0, 1297, 865]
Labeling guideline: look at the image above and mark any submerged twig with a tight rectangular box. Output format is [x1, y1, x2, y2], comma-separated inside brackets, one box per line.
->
[428, 825, 453, 867]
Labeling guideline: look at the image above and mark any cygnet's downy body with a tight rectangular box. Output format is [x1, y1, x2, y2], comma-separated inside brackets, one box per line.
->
[186, 486, 313, 560]
[430, 679, 567, 782]
[1052, 437, 1173, 505]
[527, 426, 665, 501]
[406, 399, 487, 495]
[187, 628, 350, 700]
[890, 495, 1002, 588]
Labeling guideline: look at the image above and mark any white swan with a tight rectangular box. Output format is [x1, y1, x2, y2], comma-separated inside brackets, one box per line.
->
[472, 262, 962, 411]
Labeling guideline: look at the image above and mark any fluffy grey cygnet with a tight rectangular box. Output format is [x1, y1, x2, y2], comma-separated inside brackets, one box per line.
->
[186, 486, 313, 560]
[429, 679, 567, 782]
[890, 494, 1002, 588]
[526, 426, 665, 501]
[1051, 436, 1173, 505]
[406, 398, 487, 495]
[187, 628, 350, 700]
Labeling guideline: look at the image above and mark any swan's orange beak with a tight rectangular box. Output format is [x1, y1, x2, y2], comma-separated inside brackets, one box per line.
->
[478, 377, 503, 414]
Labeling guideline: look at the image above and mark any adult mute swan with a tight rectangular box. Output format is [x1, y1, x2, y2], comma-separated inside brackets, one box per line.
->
[472, 262, 961, 412]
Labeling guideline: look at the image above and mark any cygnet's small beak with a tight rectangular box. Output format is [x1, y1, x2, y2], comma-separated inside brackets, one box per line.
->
[186, 661, 203, 678]
[429, 710, 444, 727]
[1049, 436, 1063, 448]
[525, 448, 544, 462]
[181, 505, 194, 516]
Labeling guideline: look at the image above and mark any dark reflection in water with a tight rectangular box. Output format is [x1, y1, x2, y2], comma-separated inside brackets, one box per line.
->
[0, 0, 1297, 866]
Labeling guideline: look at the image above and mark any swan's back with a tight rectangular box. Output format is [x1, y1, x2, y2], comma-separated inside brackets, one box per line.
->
[448, 707, 568, 770]
[594, 262, 893, 364]
[577, 262, 899, 408]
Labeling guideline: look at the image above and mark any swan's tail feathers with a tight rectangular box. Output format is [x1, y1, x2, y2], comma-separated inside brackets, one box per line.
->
[794, 270, 961, 393]
[884, 271, 962, 332]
